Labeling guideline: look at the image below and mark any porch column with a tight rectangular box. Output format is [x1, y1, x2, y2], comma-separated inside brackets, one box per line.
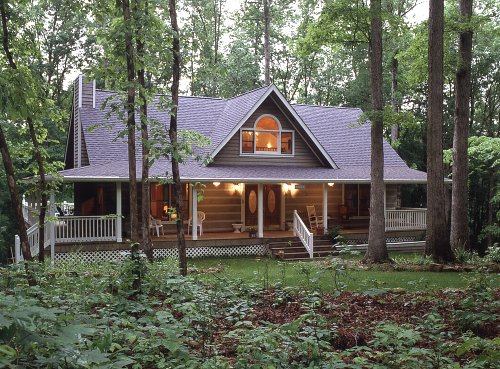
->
[192, 184, 198, 240]
[49, 190, 55, 264]
[116, 182, 122, 242]
[258, 183, 264, 238]
[383, 184, 387, 231]
[322, 183, 328, 234]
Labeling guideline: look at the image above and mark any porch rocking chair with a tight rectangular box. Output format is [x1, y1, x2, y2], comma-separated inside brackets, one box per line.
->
[306, 205, 324, 232]
[188, 211, 205, 236]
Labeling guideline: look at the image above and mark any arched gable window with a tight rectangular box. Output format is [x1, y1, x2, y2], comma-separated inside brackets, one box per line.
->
[241, 115, 294, 155]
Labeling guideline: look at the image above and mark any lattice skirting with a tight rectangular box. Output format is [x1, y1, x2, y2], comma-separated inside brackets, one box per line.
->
[54, 244, 267, 263]
[344, 236, 417, 245]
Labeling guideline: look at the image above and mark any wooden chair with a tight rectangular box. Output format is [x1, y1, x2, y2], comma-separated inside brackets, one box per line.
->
[188, 211, 205, 236]
[338, 204, 350, 225]
[306, 205, 323, 232]
[149, 215, 164, 237]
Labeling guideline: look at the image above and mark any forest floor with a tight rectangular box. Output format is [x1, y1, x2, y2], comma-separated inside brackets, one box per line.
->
[0, 256, 498, 368]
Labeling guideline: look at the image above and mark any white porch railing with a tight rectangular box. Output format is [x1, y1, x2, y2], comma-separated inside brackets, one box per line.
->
[385, 208, 426, 231]
[293, 210, 314, 258]
[15, 215, 118, 263]
[54, 216, 117, 243]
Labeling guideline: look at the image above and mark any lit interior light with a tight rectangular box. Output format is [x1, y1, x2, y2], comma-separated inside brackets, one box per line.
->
[213, 182, 220, 187]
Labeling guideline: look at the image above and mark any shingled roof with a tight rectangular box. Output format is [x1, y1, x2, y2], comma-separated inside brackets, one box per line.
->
[60, 82, 427, 183]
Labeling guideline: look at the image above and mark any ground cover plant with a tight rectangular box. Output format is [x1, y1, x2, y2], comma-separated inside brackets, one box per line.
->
[0, 254, 498, 368]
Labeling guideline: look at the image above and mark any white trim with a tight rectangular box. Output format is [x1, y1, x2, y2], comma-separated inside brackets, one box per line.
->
[257, 184, 263, 238]
[58, 176, 430, 184]
[116, 182, 122, 242]
[211, 85, 337, 168]
[322, 183, 328, 234]
[192, 185, 197, 240]
[280, 184, 286, 231]
[240, 183, 246, 231]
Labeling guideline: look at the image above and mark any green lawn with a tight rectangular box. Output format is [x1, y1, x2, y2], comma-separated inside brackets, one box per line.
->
[189, 254, 497, 292]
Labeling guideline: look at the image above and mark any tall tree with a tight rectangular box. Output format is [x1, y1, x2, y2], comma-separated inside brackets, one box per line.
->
[136, 0, 153, 259]
[122, 0, 139, 243]
[169, 0, 188, 276]
[263, 0, 271, 84]
[426, 0, 454, 262]
[365, 0, 388, 263]
[450, 0, 473, 249]
[0, 0, 36, 264]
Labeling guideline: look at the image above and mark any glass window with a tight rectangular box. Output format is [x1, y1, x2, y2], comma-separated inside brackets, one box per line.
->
[256, 131, 278, 152]
[344, 184, 370, 216]
[241, 130, 254, 153]
[256, 116, 279, 130]
[240, 115, 294, 155]
[281, 132, 293, 154]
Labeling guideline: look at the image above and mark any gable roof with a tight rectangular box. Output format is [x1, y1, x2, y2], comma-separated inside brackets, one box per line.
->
[210, 84, 337, 168]
[61, 81, 427, 183]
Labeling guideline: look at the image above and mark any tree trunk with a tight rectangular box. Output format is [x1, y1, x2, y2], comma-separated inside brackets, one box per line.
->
[137, 0, 153, 260]
[169, 0, 188, 276]
[0, 0, 35, 270]
[365, 0, 388, 263]
[263, 0, 271, 84]
[122, 0, 139, 243]
[390, 55, 399, 143]
[27, 117, 48, 263]
[486, 168, 495, 248]
[426, 0, 454, 262]
[450, 0, 473, 250]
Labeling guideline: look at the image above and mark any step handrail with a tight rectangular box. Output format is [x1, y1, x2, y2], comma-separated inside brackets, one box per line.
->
[293, 210, 313, 258]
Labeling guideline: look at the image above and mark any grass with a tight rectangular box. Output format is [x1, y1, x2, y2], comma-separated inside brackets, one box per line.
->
[189, 254, 498, 292]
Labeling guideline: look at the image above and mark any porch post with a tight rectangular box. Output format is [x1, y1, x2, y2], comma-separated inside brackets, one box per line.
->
[322, 183, 328, 234]
[383, 184, 387, 231]
[258, 183, 264, 238]
[49, 190, 55, 264]
[192, 184, 198, 240]
[116, 182, 122, 242]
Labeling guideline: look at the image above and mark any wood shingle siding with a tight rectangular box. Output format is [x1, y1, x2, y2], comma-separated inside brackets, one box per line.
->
[212, 97, 324, 167]
[73, 78, 80, 167]
[197, 183, 242, 232]
[284, 184, 342, 225]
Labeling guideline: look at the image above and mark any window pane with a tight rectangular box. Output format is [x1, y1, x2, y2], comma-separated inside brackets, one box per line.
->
[359, 185, 370, 216]
[256, 116, 279, 130]
[256, 131, 278, 152]
[241, 130, 254, 153]
[344, 184, 358, 217]
[281, 132, 293, 154]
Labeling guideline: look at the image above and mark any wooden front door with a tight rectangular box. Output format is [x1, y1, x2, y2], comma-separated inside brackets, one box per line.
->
[245, 185, 258, 227]
[264, 184, 281, 228]
[245, 184, 281, 229]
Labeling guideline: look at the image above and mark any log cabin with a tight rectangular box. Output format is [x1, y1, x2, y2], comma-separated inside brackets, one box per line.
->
[19, 75, 431, 262]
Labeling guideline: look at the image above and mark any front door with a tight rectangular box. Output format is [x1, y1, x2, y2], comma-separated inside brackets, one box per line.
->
[244, 184, 281, 229]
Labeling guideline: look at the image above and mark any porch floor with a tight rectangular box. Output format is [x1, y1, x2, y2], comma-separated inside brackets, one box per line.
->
[151, 228, 370, 241]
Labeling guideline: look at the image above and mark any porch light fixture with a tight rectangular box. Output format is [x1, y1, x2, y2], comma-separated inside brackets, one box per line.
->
[213, 181, 220, 187]
[233, 183, 242, 194]
[328, 183, 335, 187]
[283, 183, 291, 194]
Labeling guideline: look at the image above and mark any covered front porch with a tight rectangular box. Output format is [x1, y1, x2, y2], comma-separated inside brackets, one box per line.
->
[18, 180, 427, 262]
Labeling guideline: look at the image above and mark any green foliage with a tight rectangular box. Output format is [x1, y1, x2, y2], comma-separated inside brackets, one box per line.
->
[1, 258, 499, 368]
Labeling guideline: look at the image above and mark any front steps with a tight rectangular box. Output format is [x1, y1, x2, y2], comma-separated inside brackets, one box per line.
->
[268, 238, 338, 260]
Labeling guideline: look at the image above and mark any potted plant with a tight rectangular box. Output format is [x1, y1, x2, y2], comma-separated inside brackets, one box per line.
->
[247, 227, 257, 238]
[168, 207, 177, 221]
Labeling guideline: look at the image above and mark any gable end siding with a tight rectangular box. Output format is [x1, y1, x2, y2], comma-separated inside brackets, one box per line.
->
[212, 98, 323, 167]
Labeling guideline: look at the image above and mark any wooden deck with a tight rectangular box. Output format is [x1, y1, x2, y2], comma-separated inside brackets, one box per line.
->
[153, 230, 295, 241]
